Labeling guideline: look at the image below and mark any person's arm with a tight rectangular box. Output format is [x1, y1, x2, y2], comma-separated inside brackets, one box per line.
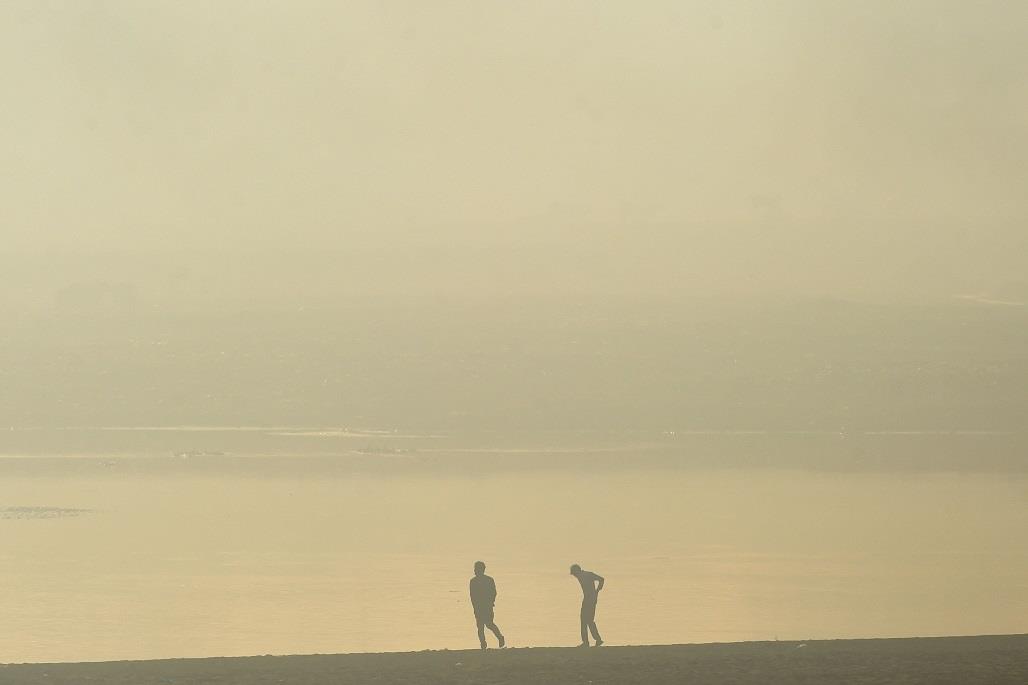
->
[470, 578, 476, 603]
[489, 576, 497, 604]
[595, 573, 605, 592]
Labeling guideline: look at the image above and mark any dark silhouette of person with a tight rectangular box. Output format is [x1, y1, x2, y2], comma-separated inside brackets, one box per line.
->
[570, 563, 604, 646]
[469, 561, 505, 649]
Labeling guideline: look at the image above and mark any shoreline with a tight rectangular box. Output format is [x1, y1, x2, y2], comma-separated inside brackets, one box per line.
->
[3, 634, 1026, 684]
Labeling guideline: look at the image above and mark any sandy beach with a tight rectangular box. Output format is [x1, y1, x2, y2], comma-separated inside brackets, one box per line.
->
[3, 635, 1026, 685]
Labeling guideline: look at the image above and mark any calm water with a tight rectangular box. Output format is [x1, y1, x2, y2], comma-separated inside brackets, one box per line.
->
[1, 432, 1026, 663]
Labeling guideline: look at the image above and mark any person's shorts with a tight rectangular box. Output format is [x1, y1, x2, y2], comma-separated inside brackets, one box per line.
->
[474, 606, 495, 624]
[580, 599, 597, 623]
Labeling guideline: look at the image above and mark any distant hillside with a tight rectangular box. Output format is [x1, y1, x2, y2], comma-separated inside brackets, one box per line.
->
[2, 297, 1025, 436]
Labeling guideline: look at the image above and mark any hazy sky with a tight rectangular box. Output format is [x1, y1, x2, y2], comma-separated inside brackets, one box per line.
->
[3, 1, 1026, 298]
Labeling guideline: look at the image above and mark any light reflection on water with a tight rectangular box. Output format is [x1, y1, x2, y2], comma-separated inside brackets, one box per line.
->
[1, 458, 1026, 663]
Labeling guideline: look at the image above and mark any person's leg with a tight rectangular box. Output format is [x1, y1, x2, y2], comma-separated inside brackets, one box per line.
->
[580, 603, 590, 644]
[477, 617, 487, 649]
[486, 621, 505, 647]
[587, 599, 602, 645]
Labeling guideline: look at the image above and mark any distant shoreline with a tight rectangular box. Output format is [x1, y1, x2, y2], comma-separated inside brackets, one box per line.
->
[3, 426, 1026, 476]
[4, 634, 1026, 684]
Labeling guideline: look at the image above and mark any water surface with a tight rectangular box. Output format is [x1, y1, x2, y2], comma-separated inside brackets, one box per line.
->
[1, 430, 1025, 663]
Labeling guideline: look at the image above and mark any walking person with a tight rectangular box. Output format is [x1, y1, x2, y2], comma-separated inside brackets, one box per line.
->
[470, 561, 505, 649]
[570, 563, 604, 646]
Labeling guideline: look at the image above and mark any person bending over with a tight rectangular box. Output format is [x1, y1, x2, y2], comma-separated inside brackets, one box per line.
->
[570, 563, 604, 647]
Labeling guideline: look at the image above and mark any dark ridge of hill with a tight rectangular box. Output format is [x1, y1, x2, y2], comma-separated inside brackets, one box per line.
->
[3, 297, 1026, 434]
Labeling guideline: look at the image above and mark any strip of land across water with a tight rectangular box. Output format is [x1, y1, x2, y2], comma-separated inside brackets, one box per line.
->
[2, 635, 1026, 685]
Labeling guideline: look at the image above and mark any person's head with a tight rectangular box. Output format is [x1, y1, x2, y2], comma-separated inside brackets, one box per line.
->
[570, 563, 582, 576]
[474, 561, 486, 576]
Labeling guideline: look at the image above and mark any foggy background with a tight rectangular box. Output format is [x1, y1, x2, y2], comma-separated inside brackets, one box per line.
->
[2, 1, 1026, 436]
[4, 1, 1027, 295]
